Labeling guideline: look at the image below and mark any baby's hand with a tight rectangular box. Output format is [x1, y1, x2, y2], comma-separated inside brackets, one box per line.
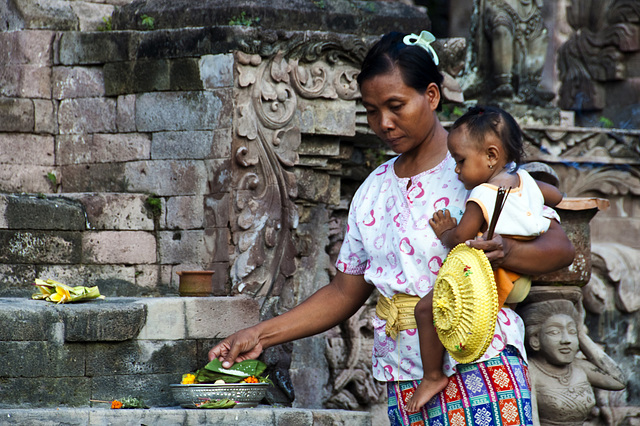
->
[429, 209, 457, 238]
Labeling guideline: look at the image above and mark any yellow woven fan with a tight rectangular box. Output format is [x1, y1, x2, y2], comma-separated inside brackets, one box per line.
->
[432, 243, 499, 364]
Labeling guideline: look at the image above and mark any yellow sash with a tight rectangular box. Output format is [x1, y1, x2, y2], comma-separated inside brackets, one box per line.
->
[375, 293, 421, 339]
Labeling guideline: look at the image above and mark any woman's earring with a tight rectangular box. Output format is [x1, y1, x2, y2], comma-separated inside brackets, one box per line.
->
[489, 164, 493, 169]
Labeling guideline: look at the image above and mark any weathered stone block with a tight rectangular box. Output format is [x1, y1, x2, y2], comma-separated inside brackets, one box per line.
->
[205, 227, 231, 263]
[58, 32, 131, 65]
[61, 298, 146, 341]
[0, 340, 86, 377]
[135, 90, 232, 132]
[299, 98, 356, 136]
[0, 408, 90, 424]
[11, 1, 78, 31]
[103, 61, 135, 96]
[34, 99, 58, 134]
[83, 231, 157, 264]
[204, 159, 232, 194]
[151, 131, 214, 160]
[124, 160, 208, 196]
[52, 66, 105, 99]
[0, 165, 54, 193]
[0, 377, 91, 408]
[36, 264, 138, 297]
[298, 135, 341, 157]
[58, 98, 117, 134]
[0, 30, 55, 65]
[57, 133, 151, 165]
[0, 98, 34, 132]
[135, 297, 186, 340]
[170, 58, 203, 91]
[0, 230, 82, 264]
[166, 195, 204, 230]
[91, 373, 180, 407]
[89, 409, 187, 425]
[69, 1, 114, 32]
[157, 230, 208, 265]
[3, 194, 85, 231]
[61, 162, 128, 192]
[203, 193, 230, 228]
[116, 94, 136, 132]
[211, 127, 232, 159]
[65, 193, 155, 231]
[0, 64, 51, 98]
[85, 340, 197, 375]
[0, 299, 60, 341]
[0, 265, 38, 297]
[133, 59, 171, 93]
[294, 168, 340, 205]
[134, 264, 174, 294]
[183, 296, 259, 339]
[200, 54, 234, 89]
[0, 134, 54, 165]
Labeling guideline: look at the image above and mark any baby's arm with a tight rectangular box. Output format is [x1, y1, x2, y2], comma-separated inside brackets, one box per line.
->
[430, 202, 485, 249]
[536, 180, 563, 207]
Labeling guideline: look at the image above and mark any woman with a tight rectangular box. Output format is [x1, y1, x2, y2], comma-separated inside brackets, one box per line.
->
[209, 31, 575, 425]
[519, 297, 625, 426]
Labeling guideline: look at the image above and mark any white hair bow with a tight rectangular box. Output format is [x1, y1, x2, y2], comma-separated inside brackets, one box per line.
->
[403, 31, 439, 66]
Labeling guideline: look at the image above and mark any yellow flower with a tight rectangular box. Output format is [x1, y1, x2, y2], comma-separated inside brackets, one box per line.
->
[181, 373, 196, 384]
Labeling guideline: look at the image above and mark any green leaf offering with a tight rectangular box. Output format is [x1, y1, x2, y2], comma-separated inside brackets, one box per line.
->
[196, 398, 237, 409]
[194, 359, 267, 384]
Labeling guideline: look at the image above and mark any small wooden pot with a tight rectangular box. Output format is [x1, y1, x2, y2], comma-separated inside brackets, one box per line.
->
[177, 270, 215, 297]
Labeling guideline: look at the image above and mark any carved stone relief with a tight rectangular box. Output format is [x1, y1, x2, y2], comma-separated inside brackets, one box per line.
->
[557, 0, 640, 113]
[230, 38, 365, 306]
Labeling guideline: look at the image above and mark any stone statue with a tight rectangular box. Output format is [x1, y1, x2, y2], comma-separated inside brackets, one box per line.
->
[519, 295, 626, 425]
[462, 0, 553, 104]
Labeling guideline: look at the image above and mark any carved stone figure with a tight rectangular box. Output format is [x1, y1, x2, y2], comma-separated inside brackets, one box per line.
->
[462, 0, 552, 104]
[518, 290, 626, 425]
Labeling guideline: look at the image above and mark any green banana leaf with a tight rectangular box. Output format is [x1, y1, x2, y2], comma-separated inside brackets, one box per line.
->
[195, 359, 267, 384]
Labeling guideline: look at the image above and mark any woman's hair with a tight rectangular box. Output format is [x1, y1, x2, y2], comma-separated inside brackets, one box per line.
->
[357, 31, 444, 110]
[450, 106, 525, 164]
[518, 299, 581, 352]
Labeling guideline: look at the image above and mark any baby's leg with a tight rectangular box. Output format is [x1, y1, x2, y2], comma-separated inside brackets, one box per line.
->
[406, 292, 448, 413]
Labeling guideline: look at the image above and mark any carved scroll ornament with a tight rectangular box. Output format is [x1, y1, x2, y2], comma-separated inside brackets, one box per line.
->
[231, 39, 365, 305]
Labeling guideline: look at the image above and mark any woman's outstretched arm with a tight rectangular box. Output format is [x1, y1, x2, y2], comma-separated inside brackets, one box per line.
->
[208, 271, 374, 368]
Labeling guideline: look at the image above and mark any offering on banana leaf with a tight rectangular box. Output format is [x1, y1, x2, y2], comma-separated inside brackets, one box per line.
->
[195, 398, 237, 409]
[181, 359, 271, 384]
[32, 278, 105, 304]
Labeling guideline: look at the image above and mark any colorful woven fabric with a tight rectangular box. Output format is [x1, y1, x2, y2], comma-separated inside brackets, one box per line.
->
[387, 346, 533, 426]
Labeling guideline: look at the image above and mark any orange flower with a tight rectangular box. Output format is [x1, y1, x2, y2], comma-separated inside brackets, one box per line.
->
[111, 400, 123, 409]
[242, 376, 259, 383]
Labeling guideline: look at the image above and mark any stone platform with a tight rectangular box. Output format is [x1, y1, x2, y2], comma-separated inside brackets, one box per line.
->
[0, 407, 372, 425]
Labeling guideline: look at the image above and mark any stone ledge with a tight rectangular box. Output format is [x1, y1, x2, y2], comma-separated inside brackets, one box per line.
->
[0, 407, 372, 425]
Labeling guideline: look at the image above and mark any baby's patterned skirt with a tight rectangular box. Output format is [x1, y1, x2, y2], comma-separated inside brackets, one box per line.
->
[387, 346, 533, 426]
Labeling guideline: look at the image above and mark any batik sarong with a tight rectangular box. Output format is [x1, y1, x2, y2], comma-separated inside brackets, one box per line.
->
[387, 346, 533, 426]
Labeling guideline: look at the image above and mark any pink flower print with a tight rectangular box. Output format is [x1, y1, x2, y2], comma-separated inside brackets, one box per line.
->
[373, 267, 383, 277]
[374, 331, 397, 358]
[416, 275, 431, 293]
[393, 213, 401, 227]
[380, 178, 391, 193]
[413, 214, 431, 230]
[428, 256, 442, 275]
[387, 252, 398, 268]
[490, 334, 506, 352]
[348, 253, 361, 268]
[386, 195, 397, 212]
[374, 234, 386, 250]
[363, 209, 375, 226]
[376, 164, 388, 175]
[405, 328, 417, 336]
[336, 260, 347, 272]
[498, 309, 512, 325]
[396, 272, 406, 284]
[383, 365, 395, 381]
[399, 237, 415, 255]
[407, 182, 425, 202]
[400, 358, 415, 374]
[433, 197, 449, 211]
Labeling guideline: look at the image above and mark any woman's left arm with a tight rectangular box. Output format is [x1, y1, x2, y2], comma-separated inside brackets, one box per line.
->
[467, 220, 575, 275]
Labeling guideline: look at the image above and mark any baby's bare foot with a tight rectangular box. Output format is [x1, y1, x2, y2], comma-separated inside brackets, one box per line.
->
[406, 374, 449, 413]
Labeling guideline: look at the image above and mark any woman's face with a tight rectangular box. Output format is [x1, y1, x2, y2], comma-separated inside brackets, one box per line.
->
[537, 313, 579, 366]
[360, 67, 439, 155]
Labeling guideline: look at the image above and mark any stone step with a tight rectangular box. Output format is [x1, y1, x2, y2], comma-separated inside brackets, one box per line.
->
[0, 407, 372, 425]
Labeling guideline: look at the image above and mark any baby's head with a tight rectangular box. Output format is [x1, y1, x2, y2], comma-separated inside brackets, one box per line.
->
[449, 106, 524, 166]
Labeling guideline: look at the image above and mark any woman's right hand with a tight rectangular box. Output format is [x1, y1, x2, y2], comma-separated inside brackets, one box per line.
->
[208, 326, 265, 369]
